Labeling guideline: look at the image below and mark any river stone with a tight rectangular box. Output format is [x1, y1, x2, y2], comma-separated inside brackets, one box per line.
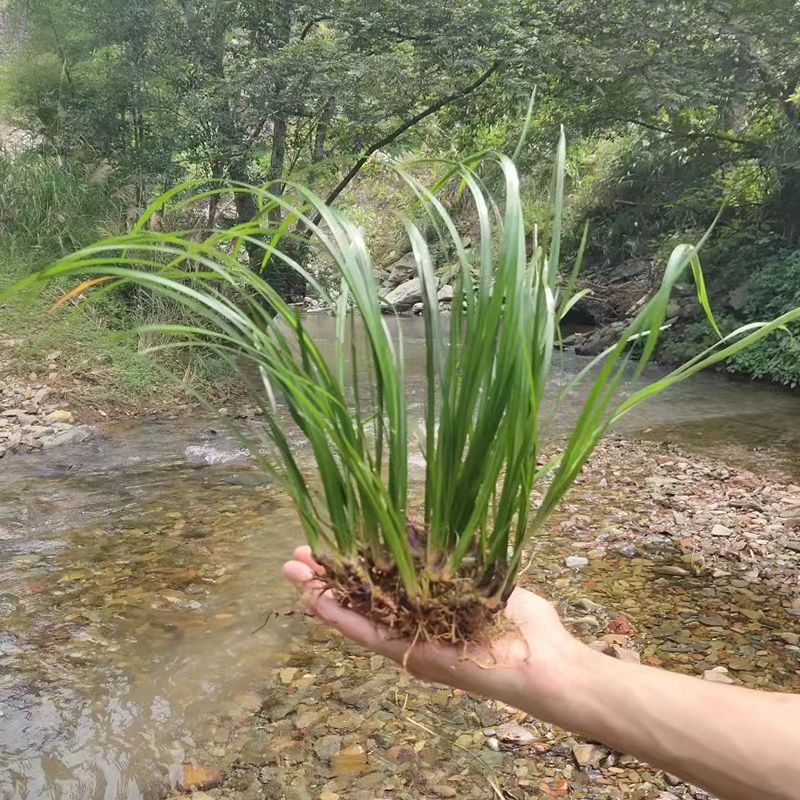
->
[42, 425, 97, 449]
[702, 666, 735, 684]
[437, 284, 454, 302]
[328, 710, 362, 731]
[313, 734, 342, 760]
[384, 253, 418, 288]
[711, 523, 733, 537]
[331, 744, 367, 775]
[565, 555, 589, 569]
[383, 278, 423, 311]
[494, 722, 538, 746]
[45, 409, 73, 424]
[572, 743, 606, 768]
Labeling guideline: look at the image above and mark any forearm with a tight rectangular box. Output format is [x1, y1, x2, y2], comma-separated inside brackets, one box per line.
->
[518, 645, 800, 800]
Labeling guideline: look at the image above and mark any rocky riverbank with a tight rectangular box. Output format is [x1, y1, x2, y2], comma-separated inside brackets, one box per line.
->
[163, 437, 800, 800]
[0, 337, 99, 457]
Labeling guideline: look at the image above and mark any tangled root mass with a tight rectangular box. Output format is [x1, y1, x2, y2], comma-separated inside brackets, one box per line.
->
[318, 524, 507, 644]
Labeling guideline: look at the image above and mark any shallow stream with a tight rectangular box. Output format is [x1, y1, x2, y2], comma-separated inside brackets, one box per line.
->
[1, 316, 798, 799]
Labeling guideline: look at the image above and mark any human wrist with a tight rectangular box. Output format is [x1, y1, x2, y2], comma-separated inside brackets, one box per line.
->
[512, 637, 611, 725]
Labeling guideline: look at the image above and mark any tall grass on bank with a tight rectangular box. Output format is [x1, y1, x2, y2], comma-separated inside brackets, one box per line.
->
[0, 153, 122, 267]
[12, 136, 800, 640]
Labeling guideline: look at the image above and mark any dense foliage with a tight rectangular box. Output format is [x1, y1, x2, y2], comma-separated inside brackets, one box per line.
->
[1, 0, 799, 386]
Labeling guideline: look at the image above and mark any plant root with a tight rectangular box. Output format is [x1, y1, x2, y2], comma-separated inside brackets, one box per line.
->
[317, 524, 507, 645]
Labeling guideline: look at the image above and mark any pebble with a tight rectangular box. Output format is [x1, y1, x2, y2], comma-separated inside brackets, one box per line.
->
[494, 722, 538, 746]
[313, 735, 342, 760]
[565, 555, 589, 569]
[711, 524, 733, 537]
[45, 409, 73, 424]
[573, 743, 606, 768]
[331, 744, 367, 776]
[702, 666, 736, 685]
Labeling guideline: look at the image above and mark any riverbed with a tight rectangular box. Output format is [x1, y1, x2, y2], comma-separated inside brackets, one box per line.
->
[0, 316, 798, 799]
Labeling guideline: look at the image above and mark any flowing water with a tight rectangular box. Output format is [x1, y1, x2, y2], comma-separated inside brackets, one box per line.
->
[1, 315, 798, 799]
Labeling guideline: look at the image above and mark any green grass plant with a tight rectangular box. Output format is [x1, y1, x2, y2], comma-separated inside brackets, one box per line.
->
[12, 135, 800, 641]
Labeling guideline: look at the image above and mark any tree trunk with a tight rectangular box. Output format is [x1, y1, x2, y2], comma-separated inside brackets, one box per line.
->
[312, 97, 336, 163]
[779, 165, 800, 245]
[207, 160, 224, 227]
[261, 112, 306, 302]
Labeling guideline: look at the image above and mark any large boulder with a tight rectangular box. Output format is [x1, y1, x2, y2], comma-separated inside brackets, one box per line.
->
[384, 253, 418, 288]
[574, 322, 625, 357]
[382, 277, 423, 312]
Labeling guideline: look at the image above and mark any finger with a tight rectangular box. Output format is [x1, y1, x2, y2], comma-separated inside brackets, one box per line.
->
[282, 560, 402, 655]
[293, 545, 326, 574]
[282, 559, 325, 594]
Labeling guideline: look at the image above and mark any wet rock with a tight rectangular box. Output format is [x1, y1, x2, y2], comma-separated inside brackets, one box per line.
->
[235, 692, 263, 713]
[279, 667, 298, 684]
[177, 762, 222, 792]
[42, 425, 97, 449]
[652, 565, 689, 577]
[331, 744, 368, 776]
[222, 472, 271, 487]
[411, 302, 424, 315]
[328, 710, 362, 731]
[313, 735, 342, 760]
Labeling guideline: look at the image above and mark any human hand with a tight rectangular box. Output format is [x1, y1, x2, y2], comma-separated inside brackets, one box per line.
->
[282, 546, 591, 720]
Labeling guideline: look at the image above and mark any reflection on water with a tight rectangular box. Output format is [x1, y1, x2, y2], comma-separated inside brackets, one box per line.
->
[0, 315, 798, 799]
[0, 432, 305, 799]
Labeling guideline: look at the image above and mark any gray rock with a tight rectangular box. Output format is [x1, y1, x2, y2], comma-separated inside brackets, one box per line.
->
[565, 555, 589, 569]
[411, 302, 424, 315]
[494, 721, 538, 746]
[573, 743, 606, 768]
[42, 425, 97, 449]
[313, 734, 342, 760]
[711, 523, 733, 537]
[437, 284, 454, 302]
[383, 277, 423, 311]
[702, 666, 735, 684]
[384, 253, 418, 288]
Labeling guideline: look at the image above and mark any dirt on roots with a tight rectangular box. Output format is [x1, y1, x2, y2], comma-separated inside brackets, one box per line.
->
[318, 523, 507, 645]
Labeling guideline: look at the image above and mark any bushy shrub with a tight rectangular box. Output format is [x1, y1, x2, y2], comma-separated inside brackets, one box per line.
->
[727, 249, 800, 387]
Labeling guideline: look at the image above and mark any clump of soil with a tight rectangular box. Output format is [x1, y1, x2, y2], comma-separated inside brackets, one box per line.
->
[320, 522, 506, 644]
